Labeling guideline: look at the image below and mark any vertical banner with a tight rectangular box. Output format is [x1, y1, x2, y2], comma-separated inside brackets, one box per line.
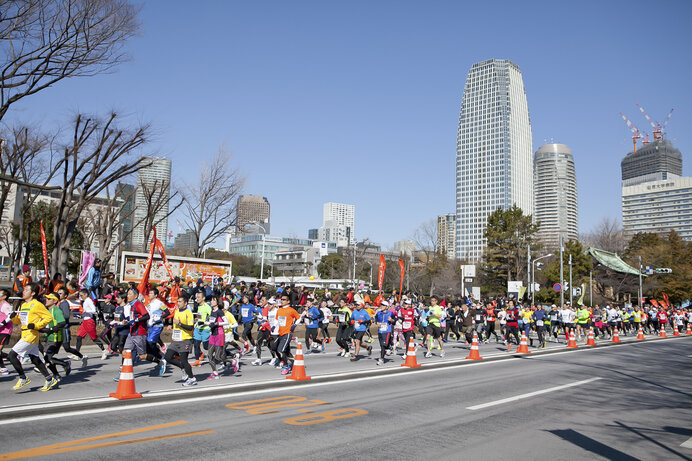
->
[40, 220, 50, 289]
[137, 228, 157, 295]
[662, 292, 670, 308]
[154, 236, 174, 280]
[79, 251, 95, 288]
[398, 258, 405, 303]
[377, 254, 386, 294]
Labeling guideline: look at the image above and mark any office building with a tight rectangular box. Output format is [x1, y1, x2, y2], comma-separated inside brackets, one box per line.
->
[236, 195, 270, 235]
[173, 229, 197, 254]
[437, 214, 457, 259]
[393, 240, 416, 257]
[455, 59, 533, 261]
[621, 140, 682, 186]
[622, 176, 692, 240]
[534, 143, 578, 248]
[131, 157, 172, 251]
[321, 202, 355, 247]
[225, 233, 337, 264]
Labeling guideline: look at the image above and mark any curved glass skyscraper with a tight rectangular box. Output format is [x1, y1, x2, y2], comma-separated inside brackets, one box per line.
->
[455, 59, 533, 261]
[534, 143, 578, 249]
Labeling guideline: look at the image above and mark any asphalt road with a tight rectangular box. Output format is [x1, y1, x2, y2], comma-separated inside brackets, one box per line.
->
[0, 336, 690, 460]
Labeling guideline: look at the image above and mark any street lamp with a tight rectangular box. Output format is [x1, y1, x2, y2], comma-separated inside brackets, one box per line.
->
[247, 220, 268, 282]
[364, 260, 373, 290]
[532, 253, 553, 305]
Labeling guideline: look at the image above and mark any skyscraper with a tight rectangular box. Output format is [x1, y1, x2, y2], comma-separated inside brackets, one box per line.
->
[534, 143, 578, 249]
[455, 59, 533, 261]
[236, 195, 271, 235]
[621, 139, 682, 186]
[322, 202, 355, 246]
[437, 214, 456, 259]
[131, 157, 172, 251]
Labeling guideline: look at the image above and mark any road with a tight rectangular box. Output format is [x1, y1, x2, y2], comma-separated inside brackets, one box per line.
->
[0, 336, 690, 460]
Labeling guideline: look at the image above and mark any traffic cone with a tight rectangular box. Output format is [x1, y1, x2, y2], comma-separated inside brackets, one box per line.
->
[286, 342, 311, 381]
[636, 325, 645, 340]
[401, 336, 422, 368]
[686, 323, 692, 335]
[465, 331, 483, 360]
[516, 332, 531, 353]
[612, 328, 621, 343]
[673, 326, 680, 337]
[659, 325, 667, 338]
[566, 330, 578, 348]
[109, 350, 142, 400]
[586, 327, 597, 346]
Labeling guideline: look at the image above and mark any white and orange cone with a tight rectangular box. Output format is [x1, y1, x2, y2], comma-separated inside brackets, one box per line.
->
[109, 350, 142, 400]
[465, 331, 483, 360]
[286, 342, 311, 381]
[401, 337, 422, 368]
[566, 330, 578, 349]
[516, 332, 531, 354]
[636, 325, 645, 340]
[612, 328, 621, 343]
[586, 327, 597, 346]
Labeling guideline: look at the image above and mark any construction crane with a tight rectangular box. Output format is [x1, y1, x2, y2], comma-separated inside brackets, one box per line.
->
[641, 132, 651, 146]
[637, 104, 674, 142]
[620, 112, 641, 152]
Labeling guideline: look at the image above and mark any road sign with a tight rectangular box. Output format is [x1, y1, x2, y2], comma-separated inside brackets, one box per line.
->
[461, 265, 476, 278]
[654, 268, 672, 274]
[464, 278, 473, 283]
[645, 266, 653, 275]
[553, 283, 562, 292]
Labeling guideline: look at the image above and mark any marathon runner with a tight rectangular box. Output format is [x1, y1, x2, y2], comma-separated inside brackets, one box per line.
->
[349, 303, 372, 361]
[275, 294, 301, 375]
[375, 302, 395, 365]
[42, 293, 71, 381]
[0, 288, 14, 375]
[74, 289, 108, 366]
[334, 300, 353, 358]
[425, 296, 445, 358]
[162, 293, 197, 386]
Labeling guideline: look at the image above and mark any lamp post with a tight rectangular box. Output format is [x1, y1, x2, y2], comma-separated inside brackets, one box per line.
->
[531, 253, 553, 305]
[364, 260, 373, 290]
[248, 220, 268, 282]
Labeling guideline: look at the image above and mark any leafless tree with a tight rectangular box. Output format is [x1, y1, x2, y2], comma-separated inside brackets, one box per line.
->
[582, 216, 626, 254]
[0, 0, 140, 122]
[181, 145, 245, 258]
[50, 112, 150, 275]
[135, 179, 184, 252]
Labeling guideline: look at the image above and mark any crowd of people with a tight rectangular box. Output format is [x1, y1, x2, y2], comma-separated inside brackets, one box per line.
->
[1, 265, 690, 393]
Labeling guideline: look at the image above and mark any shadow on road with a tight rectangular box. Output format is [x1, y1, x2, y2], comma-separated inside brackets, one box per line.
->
[547, 429, 640, 460]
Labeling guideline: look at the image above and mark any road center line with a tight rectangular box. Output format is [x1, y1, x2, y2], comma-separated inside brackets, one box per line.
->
[681, 436, 692, 449]
[466, 377, 602, 410]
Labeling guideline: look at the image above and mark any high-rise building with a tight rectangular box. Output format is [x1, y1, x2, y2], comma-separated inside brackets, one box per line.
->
[455, 59, 533, 261]
[236, 195, 270, 235]
[321, 202, 354, 246]
[131, 157, 172, 251]
[173, 229, 197, 254]
[621, 140, 682, 186]
[534, 143, 578, 249]
[393, 240, 416, 257]
[115, 182, 135, 250]
[437, 214, 457, 259]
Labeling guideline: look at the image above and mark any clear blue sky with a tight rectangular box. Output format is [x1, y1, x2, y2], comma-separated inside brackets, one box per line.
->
[7, 0, 692, 249]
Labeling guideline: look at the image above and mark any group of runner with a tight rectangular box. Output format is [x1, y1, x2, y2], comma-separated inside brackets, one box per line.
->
[1, 276, 690, 392]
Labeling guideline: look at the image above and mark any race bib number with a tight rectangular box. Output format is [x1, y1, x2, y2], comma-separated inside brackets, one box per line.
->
[172, 328, 182, 341]
[379, 324, 389, 332]
[278, 316, 287, 327]
[475, 315, 480, 321]
[402, 321, 412, 330]
[305, 318, 312, 326]
[536, 320, 544, 326]
[241, 308, 249, 318]
[338, 314, 345, 323]
[19, 311, 29, 326]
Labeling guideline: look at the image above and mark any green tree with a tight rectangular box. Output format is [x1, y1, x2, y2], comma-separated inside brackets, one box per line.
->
[481, 205, 540, 294]
[317, 253, 346, 279]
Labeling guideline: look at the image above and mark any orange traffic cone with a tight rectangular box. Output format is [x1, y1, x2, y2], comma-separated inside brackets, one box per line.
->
[636, 325, 645, 340]
[401, 336, 421, 368]
[286, 342, 311, 381]
[586, 327, 597, 346]
[673, 326, 680, 337]
[465, 331, 483, 360]
[109, 350, 142, 400]
[612, 328, 621, 343]
[516, 332, 531, 353]
[659, 325, 667, 338]
[686, 323, 692, 335]
[566, 330, 578, 348]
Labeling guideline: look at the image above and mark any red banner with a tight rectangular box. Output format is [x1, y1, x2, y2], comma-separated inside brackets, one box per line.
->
[137, 228, 157, 295]
[377, 254, 386, 294]
[662, 292, 670, 308]
[398, 258, 405, 303]
[40, 220, 49, 290]
[154, 237, 174, 281]
[650, 299, 660, 308]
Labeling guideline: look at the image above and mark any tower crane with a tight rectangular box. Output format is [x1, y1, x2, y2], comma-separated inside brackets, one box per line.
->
[637, 104, 674, 142]
[620, 112, 641, 152]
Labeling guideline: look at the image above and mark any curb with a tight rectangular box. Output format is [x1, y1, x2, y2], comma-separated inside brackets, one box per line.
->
[0, 334, 688, 420]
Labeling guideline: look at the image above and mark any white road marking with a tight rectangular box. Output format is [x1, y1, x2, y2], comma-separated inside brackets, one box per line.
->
[466, 377, 602, 410]
[682, 436, 692, 449]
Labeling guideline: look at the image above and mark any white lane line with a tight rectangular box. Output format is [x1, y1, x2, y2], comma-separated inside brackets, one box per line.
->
[466, 377, 602, 410]
[682, 437, 692, 449]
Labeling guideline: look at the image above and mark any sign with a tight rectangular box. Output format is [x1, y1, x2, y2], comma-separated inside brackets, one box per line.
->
[464, 278, 473, 283]
[654, 268, 672, 274]
[461, 265, 476, 278]
[553, 283, 562, 292]
[120, 251, 232, 285]
[645, 266, 653, 275]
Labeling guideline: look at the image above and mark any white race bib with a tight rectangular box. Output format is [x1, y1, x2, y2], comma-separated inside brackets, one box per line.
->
[278, 316, 287, 327]
[402, 321, 412, 330]
[241, 308, 249, 318]
[338, 314, 346, 323]
[172, 328, 182, 341]
[19, 311, 29, 326]
[305, 318, 312, 326]
[379, 324, 388, 332]
[536, 320, 544, 326]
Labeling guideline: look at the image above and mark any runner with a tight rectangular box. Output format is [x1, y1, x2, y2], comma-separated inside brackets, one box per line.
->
[333, 300, 353, 357]
[485, 302, 500, 343]
[374, 302, 395, 365]
[74, 289, 107, 365]
[505, 302, 521, 350]
[41, 293, 71, 381]
[0, 289, 14, 375]
[275, 294, 302, 375]
[253, 298, 273, 366]
[349, 303, 372, 361]
[206, 295, 229, 379]
[121, 287, 150, 371]
[162, 293, 197, 386]
[399, 299, 417, 356]
[192, 291, 212, 366]
[318, 301, 332, 344]
[425, 296, 445, 358]
[239, 295, 261, 352]
[303, 299, 325, 353]
[532, 303, 547, 348]
[7, 283, 57, 391]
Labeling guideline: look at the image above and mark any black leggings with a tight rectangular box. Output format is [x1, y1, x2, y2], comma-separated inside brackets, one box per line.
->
[62, 328, 82, 358]
[75, 335, 104, 352]
[194, 339, 209, 360]
[378, 332, 390, 359]
[242, 322, 255, 346]
[336, 326, 351, 352]
[256, 329, 272, 359]
[319, 323, 331, 340]
[9, 349, 50, 380]
[44, 343, 69, 377]
[305, 328, 322, 348]
[403, 330, 415, 348]
[506, 325, 520, 345]
[164, 348, 193, 379]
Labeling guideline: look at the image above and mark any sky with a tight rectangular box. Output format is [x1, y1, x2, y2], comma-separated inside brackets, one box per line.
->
[6, 0, 692, 249]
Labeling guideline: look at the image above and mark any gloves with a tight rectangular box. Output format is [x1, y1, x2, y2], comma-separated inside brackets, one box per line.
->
[26, 323, 35, 330]
[9, 312, 17, 319]
[39, 327, 52, 334]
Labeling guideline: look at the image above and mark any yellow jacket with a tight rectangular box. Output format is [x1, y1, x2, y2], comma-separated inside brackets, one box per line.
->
[12, 299, 53, 344]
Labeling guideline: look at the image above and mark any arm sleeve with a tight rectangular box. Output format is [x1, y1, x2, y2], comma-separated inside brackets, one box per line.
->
[35, 306, 54, 330]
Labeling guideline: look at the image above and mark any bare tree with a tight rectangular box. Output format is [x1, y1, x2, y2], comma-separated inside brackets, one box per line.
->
[0, 0, 140, 122]
[582, 216, 626, 253]
[181, 146, 245, 258]
[136, 179, 183, 252]
[50, 113, 150, 274]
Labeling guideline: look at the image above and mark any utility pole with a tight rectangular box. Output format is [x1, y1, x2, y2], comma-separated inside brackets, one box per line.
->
[559, 235, 564, 307]
[638, 255, 643, 307]
[568, 253, 573, 306]
[527, 245, 531, 303]
[589, 270, 593, 307]
[460, 265, 464, 300]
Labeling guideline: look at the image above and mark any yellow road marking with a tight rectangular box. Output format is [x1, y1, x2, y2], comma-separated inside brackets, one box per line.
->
[284, 408, 368, 426]
[0, 421, 215, 460]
